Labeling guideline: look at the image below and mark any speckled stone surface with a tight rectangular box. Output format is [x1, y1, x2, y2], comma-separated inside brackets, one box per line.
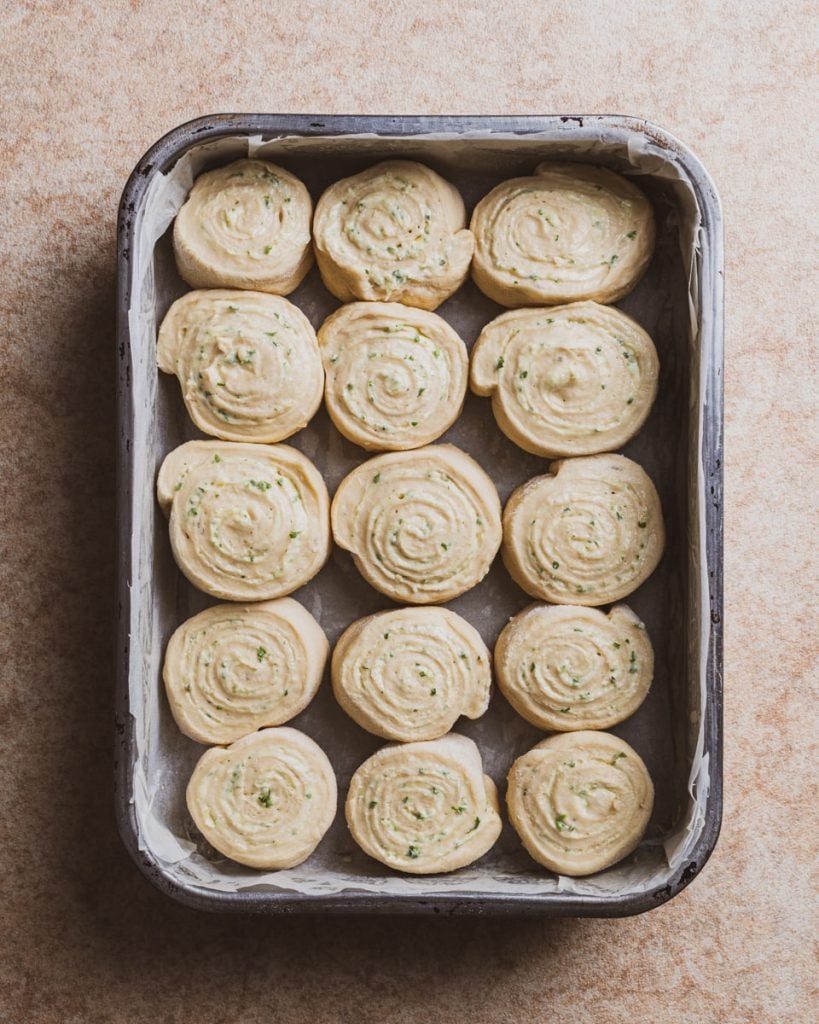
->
[1, 2, 816, 1021]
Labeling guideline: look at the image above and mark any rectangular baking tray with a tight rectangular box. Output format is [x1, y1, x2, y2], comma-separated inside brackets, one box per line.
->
[115, 114, 723, 916]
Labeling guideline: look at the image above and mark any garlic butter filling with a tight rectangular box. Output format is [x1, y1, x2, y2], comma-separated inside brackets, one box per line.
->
[157, 440, 330, 602]
[470, 301, 659, 457]
[506, 731, 654, 876]
[318, 301, 468, 451]
[173, 158, 313, 294]
[163, 598, 328, 745]
[470, 162, 655, 307]
[312, 160, 474, 310]
[186, 727, 337, 870]
[494, 603, 653, 731]
[331, 444, 502, 604]
[346, 733, 502, 874]
[157, 289, 323, 442]
[332, 606, 491, 742]
[502, 453, 664, 606]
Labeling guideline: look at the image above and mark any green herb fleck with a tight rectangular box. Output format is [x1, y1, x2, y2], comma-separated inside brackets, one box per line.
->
[369, 800, 378, 809]
[496, 356, 505, 370]
[256, 647, 266, 661]
[289, 530, 300, 539]
[555, 813, 575, 832]
[257, 787, 273, 808]
[407, 845, 421, 858]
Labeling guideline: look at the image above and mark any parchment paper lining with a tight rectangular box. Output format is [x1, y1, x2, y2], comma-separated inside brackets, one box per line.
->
[126, 128, 709, 899]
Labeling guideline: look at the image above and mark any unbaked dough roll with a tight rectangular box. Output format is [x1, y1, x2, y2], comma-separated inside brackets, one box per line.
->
[173, 159, 313, 294]
[346, 733, 502, 873]
[157, 289, 323, 442]
[186, 727, 337, 869]
[332, 607, 491, 741]
[157, 440, 330, 601]
[502, 454, 664, 606]
[312, 160, 474, 310]
[471, 162, 655, 307]
[317, 301, 468, 450]
[331, 445, 502, 604]
[494, 603, 653, 731]
[163, 598, 329, 744]
[506, 731, 653, 875]
[470, 302, 659, 457]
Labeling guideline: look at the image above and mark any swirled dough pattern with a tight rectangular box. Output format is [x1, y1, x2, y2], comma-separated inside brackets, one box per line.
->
[157, 289, 323, 442]
[502, 454, 664, 605]
[346, 733, 502, 873]
[173, 159, 313, 294]
[494, 603, 653, 731]
[332, 607, 491, 741]
[318, 301, 468, 450]
[157, 441, 330, 601]
[470, 162, 655, 307]
[470, 302, 659, 457]
[331, 445, 502, 604]
[163, 598, 329, 744]
[187, 727, 337, 869]
[507, 731, 653, 875]
[312, 161, 474, 310]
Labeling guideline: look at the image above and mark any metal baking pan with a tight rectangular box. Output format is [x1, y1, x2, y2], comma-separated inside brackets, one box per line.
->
[115, 114, 723, 916]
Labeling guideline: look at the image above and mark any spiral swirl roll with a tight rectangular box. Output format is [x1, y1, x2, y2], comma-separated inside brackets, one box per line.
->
[470, 162, 655, 307]
[346, 733, 502, 874]
[187, 727, 337, 869]
[163, 598, 329, 744]
[173, 159, 313, 294]
[157, 440, 330, 601]
[312, 160, 474, 310]
[331, 445, 502, 604]
[495, 603, 653, 731]
[502, 454, 664, 606]
[332, 607, 491, 741]
[470, 302, 659, 457]
[507, 731, 654, 875]
[157, 289, 323, 442]
[318, 301, 468, 451]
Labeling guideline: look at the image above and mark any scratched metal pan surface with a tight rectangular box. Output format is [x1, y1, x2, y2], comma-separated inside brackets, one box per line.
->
[115, 115, 723, 916]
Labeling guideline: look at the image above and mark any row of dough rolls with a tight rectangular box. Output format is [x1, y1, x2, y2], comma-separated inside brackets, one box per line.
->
[156, 441, 663, 608]
[184, 722, 653, 877]
[167, 597, 653, 747]
[173, 158, 654, 310]
[158, 291, 658, 459]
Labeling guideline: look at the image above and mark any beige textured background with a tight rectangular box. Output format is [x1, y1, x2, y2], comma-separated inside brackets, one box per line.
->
[1, 1, 816, 1021]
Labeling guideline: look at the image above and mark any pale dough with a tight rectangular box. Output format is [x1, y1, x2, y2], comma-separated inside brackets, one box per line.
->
[469, 301, 659, 457]
[157, 289, 323, 442]
[345, 733, 502, 874]
[332, 606, 491, 741]
[186, 727, 337, 869]
[470, 162, 655, 307]
[502, 454, 664, 605]
[163, 598, 329, 744]
[494, 603, 653, 731]
[506, 731, 654, 876]
[312, 160, 474, 310]
[157, 440, 330, 601]
[318, 301, 468, 450]
[331, 444, 502, 604]
[173, 158, 313, 294]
